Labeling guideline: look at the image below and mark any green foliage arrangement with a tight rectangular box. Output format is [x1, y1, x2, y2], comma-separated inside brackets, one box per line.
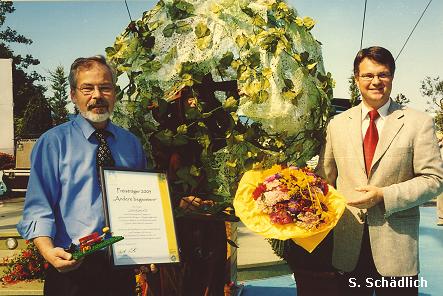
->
[0, 241, 47, 285]
[107, 0, 333, 208]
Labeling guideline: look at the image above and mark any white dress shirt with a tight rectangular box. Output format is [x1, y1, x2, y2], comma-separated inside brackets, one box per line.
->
[361, 99, 391, 140]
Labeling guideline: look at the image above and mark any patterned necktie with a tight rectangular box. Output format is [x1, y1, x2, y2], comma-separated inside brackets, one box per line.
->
[363, 110, 380, 176]
[95, 129, 115, 176]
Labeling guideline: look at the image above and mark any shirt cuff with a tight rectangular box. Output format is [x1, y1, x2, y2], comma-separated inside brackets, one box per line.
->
[16, 219, 56, 241]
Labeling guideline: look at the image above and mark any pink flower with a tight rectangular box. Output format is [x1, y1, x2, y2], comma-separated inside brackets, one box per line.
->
[252, 184, 267, 200]
[270, 211, 292, 224]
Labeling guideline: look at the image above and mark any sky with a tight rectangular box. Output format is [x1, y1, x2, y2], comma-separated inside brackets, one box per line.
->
[3, 0, 443, 113]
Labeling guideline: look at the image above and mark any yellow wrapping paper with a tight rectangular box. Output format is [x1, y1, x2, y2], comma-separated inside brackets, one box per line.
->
[233, 168, 346, 253]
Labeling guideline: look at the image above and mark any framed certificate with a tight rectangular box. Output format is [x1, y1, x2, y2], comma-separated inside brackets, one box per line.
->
[100, 167, 180, 266]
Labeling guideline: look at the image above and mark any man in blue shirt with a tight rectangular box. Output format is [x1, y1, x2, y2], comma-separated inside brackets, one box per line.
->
[17, 56, 147, 296]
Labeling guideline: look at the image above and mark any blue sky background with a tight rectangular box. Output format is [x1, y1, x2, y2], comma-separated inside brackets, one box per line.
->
[4, 0, 443, 112]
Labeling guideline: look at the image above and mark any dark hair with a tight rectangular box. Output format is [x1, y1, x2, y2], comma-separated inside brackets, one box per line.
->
[353, 46, 395, 76]
[68, 55, 116, 89]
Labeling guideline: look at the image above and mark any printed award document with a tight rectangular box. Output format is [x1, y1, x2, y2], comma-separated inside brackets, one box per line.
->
[100, 168, 179, 266]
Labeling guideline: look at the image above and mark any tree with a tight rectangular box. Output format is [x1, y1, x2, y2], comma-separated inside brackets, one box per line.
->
[48, 66, 69, 125]
[421, 76, 443, 131]
[348, 73, 360, 106]
[0, 2, 48, 135]
[21, 92, 52, 137]
[393, 93, 410, 106]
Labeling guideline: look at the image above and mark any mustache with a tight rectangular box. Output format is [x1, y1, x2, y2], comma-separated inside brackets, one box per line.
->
[87, 99, 109, 110]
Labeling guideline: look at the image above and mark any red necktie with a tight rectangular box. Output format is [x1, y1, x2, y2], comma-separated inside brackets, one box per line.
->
[363, 110, 379, 176]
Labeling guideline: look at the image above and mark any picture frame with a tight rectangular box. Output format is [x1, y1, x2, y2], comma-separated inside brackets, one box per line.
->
[100, 167, 180, 266]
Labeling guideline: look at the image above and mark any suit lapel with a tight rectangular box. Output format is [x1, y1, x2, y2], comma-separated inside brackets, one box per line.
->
[348, 105, 366, 174]
[371, 101, 405, 169]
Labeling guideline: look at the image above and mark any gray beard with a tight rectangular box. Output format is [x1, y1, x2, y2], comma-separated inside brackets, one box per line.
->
[81, 110, 111, 123]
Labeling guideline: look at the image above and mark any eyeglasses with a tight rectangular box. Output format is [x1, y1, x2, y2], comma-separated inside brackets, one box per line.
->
[359, 72, 392, 81]
[76, 84, 114, 96]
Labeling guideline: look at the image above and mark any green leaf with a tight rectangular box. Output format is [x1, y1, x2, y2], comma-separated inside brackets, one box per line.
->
[172, 134, 189, 146]
[210, 2, 223, 14]
[197, 134, 211, 150]
[175, 0, 195, 14]
[219, 52, 234, 69]
[226, 160, 237, 167]
[196, 35, 212, 50]
[303, 16, 315, 30]
[295, 16, 304, 27]
[258, 90, 269, 102]
[185, 108, 202, 120]
[176, 21, 192, 34]
[176, 167, 198, 188]
[307, 62, 318, 70]
[155, 129, 174, 145]
[189, 165, 201, 177]
[241, 7, 254, 17]
[163, 23, 176, 37]
[252, 15, 267, 27]
[282, 90, 296, 100]
[194, 22, 211, 38]
[167, 0, 195, 21]
[235, 34, 248, 48]
[141, 60, 162, 72]
[105, 46, 117, 57]
[176, 124, 188, 134]
[247, 51, 261, 68]
[234, 134, 244, 143]
[292, 53, 301, 63]
[300, 52, 310, 63]
[284, 78, 294, 89]
[163, 46, 178, 64]
[179, 61, 196, 75]
[223, 96, 238, 111]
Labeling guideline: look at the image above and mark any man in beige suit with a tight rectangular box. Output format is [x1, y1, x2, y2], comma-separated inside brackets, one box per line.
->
[317, 46, 443, 296]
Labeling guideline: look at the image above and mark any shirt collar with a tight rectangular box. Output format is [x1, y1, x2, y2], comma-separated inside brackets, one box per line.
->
[73, 115, 116, 140]
[361, 98, 391, 121]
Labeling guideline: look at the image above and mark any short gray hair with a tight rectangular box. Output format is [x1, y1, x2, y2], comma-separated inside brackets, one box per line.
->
[68, 55, 116, 89]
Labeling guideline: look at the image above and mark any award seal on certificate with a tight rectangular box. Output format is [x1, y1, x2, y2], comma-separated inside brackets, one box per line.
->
[100, 168, 180, 266]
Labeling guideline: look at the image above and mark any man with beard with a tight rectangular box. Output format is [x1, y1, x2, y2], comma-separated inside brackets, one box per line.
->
[17, 56, 147, 296]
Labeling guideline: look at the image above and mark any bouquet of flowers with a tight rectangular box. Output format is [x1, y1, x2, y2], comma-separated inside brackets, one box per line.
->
[253, 166, 331, 228]
[234, 165, 345, 252]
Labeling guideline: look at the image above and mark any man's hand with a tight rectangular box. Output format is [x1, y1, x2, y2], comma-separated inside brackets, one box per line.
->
[33, 237, 83, 273]
[347, 185, 384, 209]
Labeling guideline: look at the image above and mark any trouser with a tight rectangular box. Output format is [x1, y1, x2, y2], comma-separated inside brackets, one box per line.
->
[339, 223, 418, 296]
[44, 251, 135, 296]
[285, 231, 340, 296]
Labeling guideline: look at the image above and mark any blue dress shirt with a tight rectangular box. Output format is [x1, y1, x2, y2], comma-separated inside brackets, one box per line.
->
[17, 115, 147, 248]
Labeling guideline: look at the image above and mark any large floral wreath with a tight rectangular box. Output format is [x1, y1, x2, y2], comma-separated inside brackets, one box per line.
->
[106, 0, 334, 211]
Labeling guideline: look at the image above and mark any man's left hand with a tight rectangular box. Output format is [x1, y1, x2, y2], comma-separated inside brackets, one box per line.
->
[348, 185, 384, 209]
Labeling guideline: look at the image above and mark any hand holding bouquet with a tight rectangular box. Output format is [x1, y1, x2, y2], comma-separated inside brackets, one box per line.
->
[234, 165, 345, 252]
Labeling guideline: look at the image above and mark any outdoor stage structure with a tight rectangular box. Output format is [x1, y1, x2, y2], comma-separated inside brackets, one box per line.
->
[107, 0, 334, 294]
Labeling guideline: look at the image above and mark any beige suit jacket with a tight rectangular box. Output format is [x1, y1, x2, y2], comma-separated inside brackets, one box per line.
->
[316, 101, 443, 276]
